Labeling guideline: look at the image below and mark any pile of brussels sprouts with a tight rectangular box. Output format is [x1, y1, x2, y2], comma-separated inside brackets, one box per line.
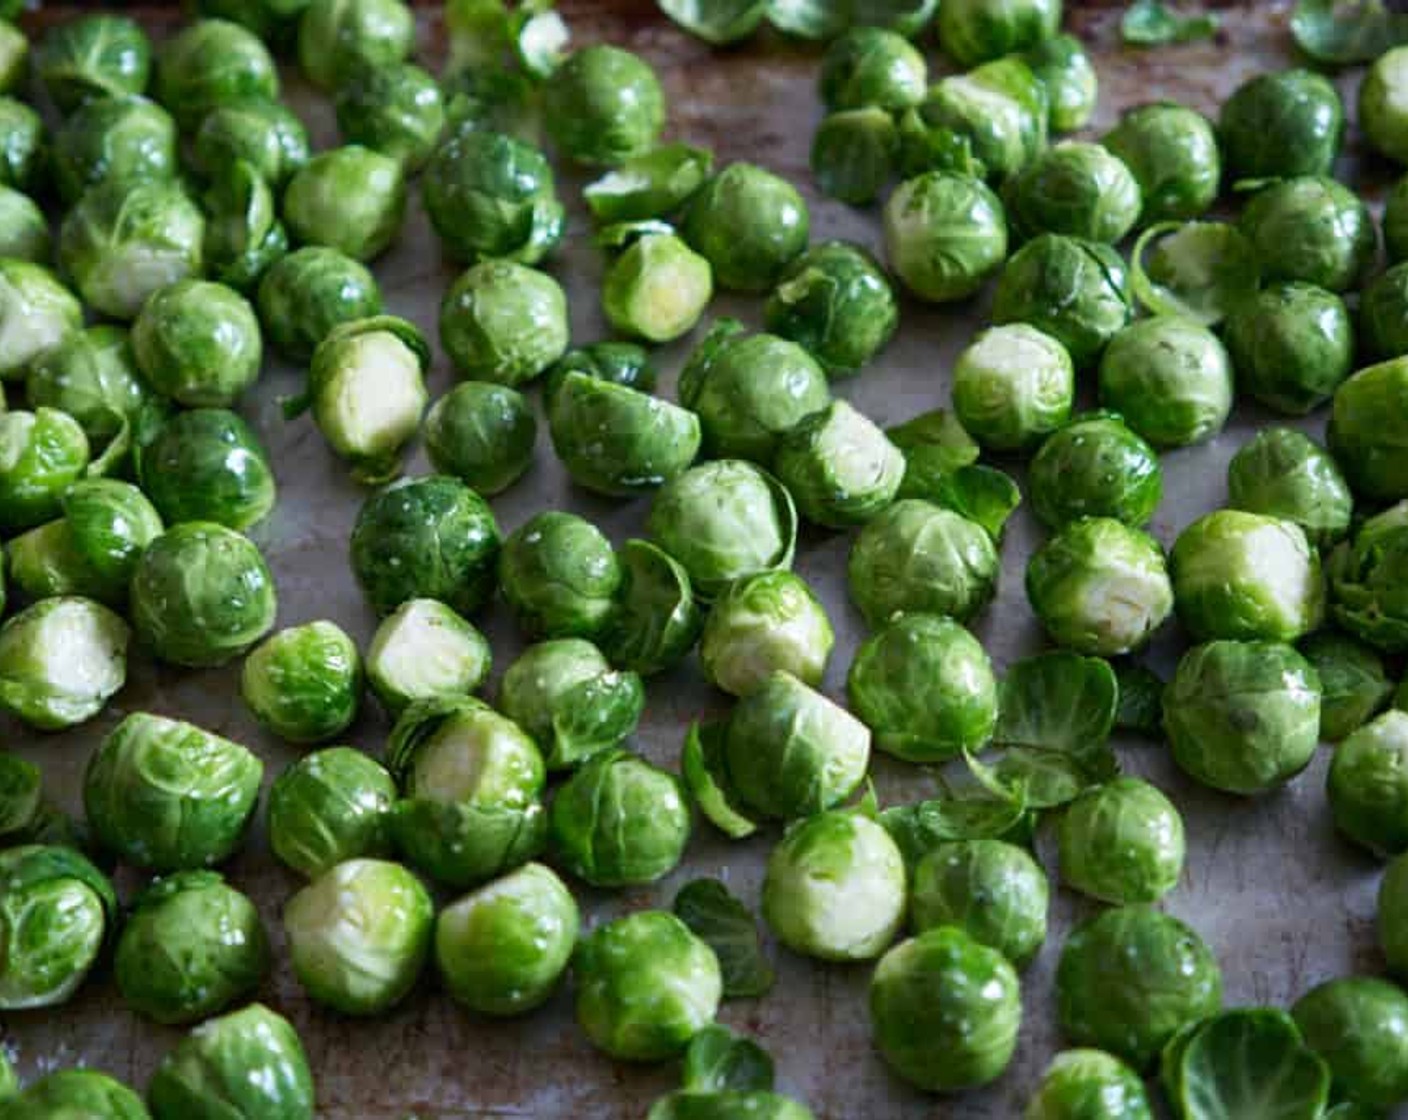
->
[12, 0, 1408, 1116]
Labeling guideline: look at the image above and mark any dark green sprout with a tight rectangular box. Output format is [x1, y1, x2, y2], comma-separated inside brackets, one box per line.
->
[1226, 428, 1353, 550]
[1218, 68, 1343, 184]
[257, 246, 383, 362]
[297, 0, 414, 90]
[764, 241, 898, 377]
[684, 162, 810, 293]
[193, 98, 310, 188]
[51, 94, 177, 205]
[1102, 102, 1220, 225]
[424, 381, 536, 496]
[136, 408, 276, 531]
[155, 18, 279, 130]
[336, 62, 445, 172]
[34, 14, 151, 112]
[1223, 282, 1354, 414]
[544, 45, 665, 166]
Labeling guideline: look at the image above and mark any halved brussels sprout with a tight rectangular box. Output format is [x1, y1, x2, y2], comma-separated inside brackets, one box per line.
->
[911, 839, 1047, 967]
[335, 61, 445, 172]
[0, 97, 44, 193]
[440, 260, 568, 385]
[365, 599, 490, 719]
[3, 1070, 148, 1118]
[256, 246, 383, 362]
[0, 186, 48, 263]
[242, 621, 361, 745]
[952, 323, 1074, 451]
[1058, 777, 1184, 905]
[0, 597, 128, 731]
[283, 145, 406, 262]
[871, 927, 1022, 1091]
[435, 861, 579, 1016]
[1293, 977, 1408, 1109]
[155, 19, 278, 130]
[1328, 710, 1408, 857]
[1219, 68, 1342, 183]
[600, 538, 704, 676]
[350, 475, 501, 618]
[1026, 1050, 1152, 1119]
[1227, 427, 1353, 550]
[284, 857, 432, 1015]
[85, 713, 264, 871]
[819, 27, 926, 112]
[1025, 32, 1097, 133]
[424, 381, 535, 496]
[1030, 415, 1161, 529]
[268, 747, 397, 880]
[1164, 639, 1322, 795]
[51, 94, 176, 205]
[544, 44, 664, 166]
[1301, 632, 1392, 743]
[914, 57, 1047, 183]
[811, 107, 899, 207]
[0, 409, 90, 532]
[0, 261, 82, 383]
[499, 511, 621, 642]
[297, 0, 413, 90]
[1239, 177, 1376, 293]
[1362, 45, 1408, 166]
[773, 401, 903, 530]
[35, 14, 150, 112]
[683, 162, 810, 293]
[764, 241, 897, 377]
[1098, 316, 1232, 449]
[193, 98, 310, 188]
[602, 229, 713, 344]
[1223, 282, 1354, 415]
[1007, 142, 1142, 244]
[884, 171, 1008, 303]
[574, 910, 722, 1061]
[700, 571, 833, 698]
[131, 280, 262, 409]
[136, 408, 275, 530]
[937, 0, 1059, 68]
[1102, 102, 1219, 225]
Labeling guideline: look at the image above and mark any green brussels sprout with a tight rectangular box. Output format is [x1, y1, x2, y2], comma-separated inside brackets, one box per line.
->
[421, 126, 564, 265]
[1058, 906, 1222, 1071]
[1294, 977, 1408, 1108]
[725, 670, 870, 820]
[0, 844, 117, 1009]
[424, 382, 535, 496]
[85, 713, 263, 871]
[1164, 639, 1322, 795]
[602, 229, 713, 344]
[1363, 46, 1408, 166]
[350, 475, 501, 617]
[0, 409, 90, 532]
[0, 261, 82, 383]
[952, 323, 1074, 451]
[1102, 102, 1219, 225]
[574, 910, 722, 1061]
[582, 141, 714, 224]
[155, 19, 278, 130]
[683, 162, 810, 293]
[2, 1070, 147, 1118]
[1057, 777, 1184, 905]
[600, 537, 704, 676]
[34, 14, 150, 113]
[1007, 142, 1142, 244]
[1025, 33, 1097, 133]
[700, 571, 833, 698]
[501, 639, 644, 771]
[883, 172, 1008, 303]
[51, 95, 176, 206]
[0, 21, 23, 98]
[256, 246, 382, 362]
[130, 280, 262, 408]
[25, 325, 154, 460]
[193, 98, 310, 188]
[201, 159, 289, 295]
[1219, 67, 1342, 182]
[0, 597, 128, 731]
[283, 145, 406, 263]
[284, 857, 432, 1015]
[1098, 316, 1232, 449]
[335, 62, 444, 172]
[499, 512, 621, 642]
[810, 107, 899, 206]
[1239, 177, 1376, 293]
[870, 927, 1022, 1092]
[440, 260, 568, 385]
[1328, 711, 1408, 857]
[1330, 357, 1408, 501]
[0, 97, 44, 193]
[847, 613, 996, 762]
[848, 499, 999, 627]
[915, 57, 1048, 184]
[0, 750, 40, 838]
[1301, 632, 1392, 742]
[241, 621, 361, 745]
[435, 861, 580, 1016]
[365, 599, 489, 717]
[546, 340, 658, 401]
[59, 180, 205, 320]
[131, 523, 276, 668]
[544, 45, 664, 166]
[1387, 175, 1408, 265]
[1364, 261, 1408, 364]
[147, 1003, 314, 1120]
[1222, 283, 1353, 415]
[1025, 1050, 1152, 1120]
[763, 241, 897, 377]
[297, 0, 413, 90]
[114, 871, 268, 1025]
[0, 186, 49, 263]
[937, 0, 1059, 68]
[647, 460, 796, 600]
[136, 409, 275, 530]
[1171, 510, 1324, 643]
[773, 401, 904, 530]
[992, 234, 1132, 367]
[819, 27, 926, 112]
[549, 748, 688, 886]
[1227, 428, 1353, 550]
[1029, 415, 1161, 530]
[267, 746, 397, 879]
[761, 810, 905, 962]
[911, 839, 1047, 967]
[303, 315, 428, 484]
[1329, 503, 1408, 652]
[388, 696, 547, 888]
[1380, 853, 1408, 975]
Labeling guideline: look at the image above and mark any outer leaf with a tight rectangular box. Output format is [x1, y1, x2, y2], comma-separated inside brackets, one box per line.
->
[1292, 0, 1408, 65]
[681, 1024, 776, 1092]
[1122, 0, 1220, 45]
[1115, 662, 1166, 737]
[992, 746, 1118, 809]
[767, 0, 848, 39]
[584, 144, 715, 224]
[658, 0, 770, 44]
[1177, 1009, 1330, 1120]
[925, 465, 1022, 541]
[674, 878, 775, 998]
[682, 720, 758, 840]
[994, 652, 1119, 765]
[1131, 221, 1260, 327]
[879, 785, 1030, 868]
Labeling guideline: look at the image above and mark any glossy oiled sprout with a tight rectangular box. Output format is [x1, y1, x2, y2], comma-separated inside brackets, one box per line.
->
[913, 57, 1047, 183]
[283, 145, 406, 262]
[1293, 977, 1408, 1109]
[1030, 414, 1162, 529]
[811, 107, 899, 206]
[424, 382, 536, 496]
[440, 260, 569, 385]
[937, 0, 1060, 68]
[132, 280, 261, 408]
[268, 748, 397, 882]
[365, 599, 491, 717]
[1026, 33, 1098, 133]
[1330, 357, 1408, 502]
[683, 162, 810, 293]
[1227, 428, 1353, 550]
[774, 401, 905, 529]
[1328, 710, 1408, 858]
[297, 0, 414, 90]
[0, 186, 49, 263]
[544, 45, 665, 166]
[1239, 176, 1376, 294]
[0, 410, 90, 534]
[155, 18, 279, 130]
[764, 241, 898, 377]
[34, 14, 151, 112]
[884, 171, 1008, 303]
[1025, 1050, 1152, 1119]
[499, 512, 621, 643]
[952, 324, 1074, 451]
[202, 159, 289, 294]
[700, 571, 833, 698]
[1006, 142, 1142, 244]
[0, 597, 129, 731]
[1362, 45, 1408, 166]
[601, 229, 713, 343]
[242, 621, 362, 746]
[1102, 102, 1220, 225]
[911, 840, 1048, 968]
[3, 1070, 148, 1117]
[335, 61, 445, 173]
[257, 246, 383, 362]
[193, 98, 310, 188]
[819, 28, 926, 112]
[1058, 778, 1185, 904]
[1223, 282, 1353, 414]
[1098, 316, 1232, 448]
[1219, 68, 1342, 183]
[135, 408, 276, 531]
[51, 94, 177, 205]
[0, 261, 83, 383]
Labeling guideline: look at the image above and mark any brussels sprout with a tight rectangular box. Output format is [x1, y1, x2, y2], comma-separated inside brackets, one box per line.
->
[1218, 68, 1342, 184]
[763, 241, 897, 377]
[601, 537, 704, 676]
[700, 571, 833, 698]
[1301, 632, 1392, 743]
[1239, 177, 1376, 294]
[388, 696, 547, 888]
[546, 340, 659, 401]
[25, 326, 153, 460]
[1129, 219, 1259, 330]
[911, 839, 1047, 967]
[871, 927, 1022, 1092]
[0, 21, 22, 98]
[440, 260, 568, 385]
[114, 871, 268, 1026]
[725, 671, 870, 820]
[647, 461, 796, 600]
[1025, 33, 1097, 133]
[1101, 102, 1219, 226]
[155, 19, 278, 130]
[543, 44, 664, 166]
[0, 844, 117, 1009]
[0, 597, 128, 731]
[1227, 428, 1353, 550]
[1328, 711, 1408, 857]
[268, 747, 396, 880]
[1364, 262, 1408, 364]
[1330, 358, 1408, 501]
[51, 95, 175, 207]
[1363, 46, 1408, 166]
[1221, 287, 1353, 417]
[241, 621, 362, 746]
[0, 409, 90, 532]
[2, 1070, 147, 1118]
[937, 0, 1059, 68]
[130, 523, 275, 668]
[364, 600, 489, 719]
[602, 229, 713, 344]
[147, 1003, 314, 1120]
[810, 107, 899, 207]
[499, 512, 620, 642]
[34, 14, 150, 112]
[130, 281, 261, 409]
[1329, 503, 1408, 651]
[256, 246, 382, 362]
[915, 56, 1047, 184]
[847, 613, 996, 763]
[422, 126, 564, 265]
[684, 162, 810, 293]
[819, 27, 926, 112]
[350, 475, 501, 618]
[992, 234, 1132, 368]
[1007, 142, 1142, 245]
[336, 62, 444, 172]
[952, 323, 1074, 451]
[193, 98, 310, 188]
[297, 0, 413, 89]
[883, 172, 1008, 303]
[135, 408, 275, 531]
[436, 861, 579, 1016]
[0, 187, 48, 264]
[201, 159, 289, 295]
[1294, 977, 1408, 1108]
[85, 713, 263, 871]
[0, 261, 82, 384]
[848, 499, 999, 627]
[1026, 1050, 1152, 1120]
[284, 857, 432, 1015]
[1057, 777, 1184, 905]
[1098, 316, 1233, 449]
[1164, 639, 1322, 795]
[0, 97, 44, 193]
[60, 180, 205, 321]
[1381, 853, 1408, 975]
[773, 401, 903, 530]
[417, 384, 531, 498]
[1029, 415, 1161, 530]
[574, 910, 722, 1061]
[583, 142, 715, 224]
[283, 145, 406, 263]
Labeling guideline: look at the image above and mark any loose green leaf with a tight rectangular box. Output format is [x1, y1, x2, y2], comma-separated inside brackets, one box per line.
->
[595, 218, 677, 250]
[924, 464, 1022, 541]
[895, 111, 987, 180]
[1131, 221, 1261, 327]
[995, 653, 1119, 767]
[1292, 0, 1408, 65]
[1115, 662, 1166, 738]
[658, 0, 770, 44]
[1176, 1009, 1331, 1119]
[1122, 0, 1220, 46]
[681, 1024, 776, 1092]
[879, 784, 1030, 868]
[682, 720, 758, 840]
[517, 11, 570, 78]
[674, 878, 775, 998]
[584, 144, 715, 224]
[991, 746, 1118, 809]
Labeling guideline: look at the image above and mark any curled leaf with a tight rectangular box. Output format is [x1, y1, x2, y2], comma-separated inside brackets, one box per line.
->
[674, 879, 775, 998]
[1122, 0, 1220, 46]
